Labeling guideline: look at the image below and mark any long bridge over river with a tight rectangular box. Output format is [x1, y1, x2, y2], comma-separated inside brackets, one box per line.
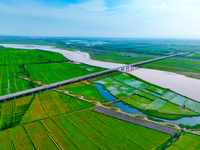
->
[0, 53, 185, 102]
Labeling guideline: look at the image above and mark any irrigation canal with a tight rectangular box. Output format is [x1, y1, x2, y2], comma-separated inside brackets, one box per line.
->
[0, 52, 185, 102]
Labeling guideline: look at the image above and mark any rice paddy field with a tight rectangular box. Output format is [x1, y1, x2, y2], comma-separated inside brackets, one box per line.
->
[0, 89, 172, 150]
[0, 46, 105, 96]
[59, 81, 107, 103]
[93, 73, 200, 117]
[0, 90, 94, 130]
[0, 46, 69, 65]
[25, 63, 105, 84]
[0, 46, 68, 96]
[167, 132, 200, 150]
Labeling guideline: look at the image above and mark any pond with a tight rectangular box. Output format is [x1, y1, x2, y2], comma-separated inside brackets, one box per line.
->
[94, 83, 200, 126]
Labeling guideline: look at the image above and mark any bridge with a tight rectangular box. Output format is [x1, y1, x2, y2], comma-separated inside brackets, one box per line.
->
[0, 53, 185, 102]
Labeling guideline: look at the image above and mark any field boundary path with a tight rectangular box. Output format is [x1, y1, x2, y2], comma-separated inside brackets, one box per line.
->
[94, 107, 178, 135]
[0, 52, 185, 102]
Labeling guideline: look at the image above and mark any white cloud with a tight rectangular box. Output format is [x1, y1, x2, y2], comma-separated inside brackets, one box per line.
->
[0, 0, 200, 38]
[150, 3, 174, 9]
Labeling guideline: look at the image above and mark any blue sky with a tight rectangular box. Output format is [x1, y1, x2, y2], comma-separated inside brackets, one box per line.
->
[1, 0, 200, 38]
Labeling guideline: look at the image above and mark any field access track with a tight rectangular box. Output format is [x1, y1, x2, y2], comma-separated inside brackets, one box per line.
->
[94, 107, 177, 135]
[0, 53, 184, 102]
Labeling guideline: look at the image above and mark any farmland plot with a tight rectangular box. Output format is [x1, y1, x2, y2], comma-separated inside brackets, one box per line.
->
[60, 82, 107, 102]
[26, 63, 105, 84]
[167, 133, 200, 150]
[52, 109, 171, 150]
[0, 95, 33, 129]
[144, 98, 167, 111]
[94, 73, 200, 116]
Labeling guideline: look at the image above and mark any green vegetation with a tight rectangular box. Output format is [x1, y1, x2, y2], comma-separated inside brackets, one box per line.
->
[0, 110, 172, 150]
[2, 37, 200, 80]
[62, 38, 200, 79]
[0, 46, 69, 95]
[1, 37, 200, 149]
[0, 90, 94, 129]
[0, 95, 34, 129]
[93, 73, 200, 119]
[144, 57, 200, 79]
[0, 46, 106, 95]
[0, 46, 68, 65]
[0, 88, 172, 150]
[63, 38, 200, 79]
[26, 62, 105, 84]
[90, 52, 158, 64]
[21, 90, 94, 124]
[179, 124, 200, 130]
[59, 81, 107, 102]
[167, 132, 200, 150]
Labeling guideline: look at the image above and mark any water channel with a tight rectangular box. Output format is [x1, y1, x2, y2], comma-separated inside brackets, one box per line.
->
[94, 83, 200, 126]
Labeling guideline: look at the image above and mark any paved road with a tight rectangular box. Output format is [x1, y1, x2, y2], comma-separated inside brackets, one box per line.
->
[0, 53, 185, 102]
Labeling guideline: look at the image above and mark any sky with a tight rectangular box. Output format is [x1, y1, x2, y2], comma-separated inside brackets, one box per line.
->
[1, 0, 200, 38]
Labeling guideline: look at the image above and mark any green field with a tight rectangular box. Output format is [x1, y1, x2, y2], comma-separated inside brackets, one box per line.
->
[1, 37, 200, 149]
[62, 38, 200, 79]
[0, 46, 106, 95]
[0, 110, 171, 150]
[0, 88, 172, 150]
[0, 46, 69, 65]
[26, 62, 105, 84]
[93, 73, 200, 119]
[144, 57, 200, 79]
[0, 90, 94, 130]
[167, 132, 200, 150]
[59, 81, 107, 102]
[0, 46, 69, 96]
[2, 37, 200, 80]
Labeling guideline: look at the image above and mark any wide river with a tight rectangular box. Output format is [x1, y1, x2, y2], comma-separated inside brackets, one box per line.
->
[1, 44, 200, 102]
